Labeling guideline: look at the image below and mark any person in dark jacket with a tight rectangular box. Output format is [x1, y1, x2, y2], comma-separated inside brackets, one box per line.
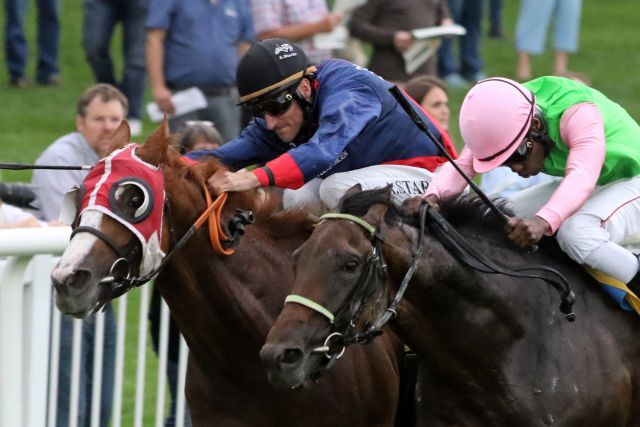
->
[348, 0, 453, 82]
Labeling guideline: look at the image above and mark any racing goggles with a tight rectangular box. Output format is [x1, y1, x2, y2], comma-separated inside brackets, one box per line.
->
[248, 89, 296, 118]
[504, 137, 533, 165]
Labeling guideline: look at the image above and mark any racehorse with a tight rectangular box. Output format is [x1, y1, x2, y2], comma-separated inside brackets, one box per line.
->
[261, 186, 640, 426]
[50, 122, 405, 426]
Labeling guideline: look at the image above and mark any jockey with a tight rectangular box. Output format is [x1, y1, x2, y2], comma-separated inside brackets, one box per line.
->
[425, 76, 640, 291]
[186, 38, 457, 213]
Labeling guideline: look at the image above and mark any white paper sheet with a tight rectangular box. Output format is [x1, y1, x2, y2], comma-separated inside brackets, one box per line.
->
[146, 87, 208, 123]
[403, 25, 467, 75]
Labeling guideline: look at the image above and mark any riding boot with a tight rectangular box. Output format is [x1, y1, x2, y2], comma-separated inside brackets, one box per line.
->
[627, 270, 640, 296]
[626, 255, 640, 295]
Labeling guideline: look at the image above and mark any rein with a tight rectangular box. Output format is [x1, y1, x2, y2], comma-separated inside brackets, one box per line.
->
[425, 206, 576, 321]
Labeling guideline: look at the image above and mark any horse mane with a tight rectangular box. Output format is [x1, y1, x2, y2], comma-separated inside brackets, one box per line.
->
[164, 156, 315, 239]
[338, 186, 402, 218]
[438, 194, 515, 233]
[337, 187, 520, 244]
[337, 187, 566, 256]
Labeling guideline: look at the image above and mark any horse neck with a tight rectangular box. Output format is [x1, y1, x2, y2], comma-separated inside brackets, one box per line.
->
[158, 192, 302, 369]
[382, 225, 528, 361]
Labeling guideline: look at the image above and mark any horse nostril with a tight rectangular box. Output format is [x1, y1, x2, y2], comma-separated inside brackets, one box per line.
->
[280, 348, 304, 366]
[64, 269, 92, 291]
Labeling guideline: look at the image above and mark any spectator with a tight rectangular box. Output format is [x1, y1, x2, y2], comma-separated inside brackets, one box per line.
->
[487, 0, 503, 38]
[146, 0, 255, 140]
[348, 0, 452, 83]
[4, 0, 60, 86]
[251, 0, 340, 64]
[32, 83, 127, 427]
[437, 0, 486, 88]
[173, 121, 223, 154]
[82, 0, 149, 136]
[515, 0, 583, 81]
[404, 75, 450, 131]
[0, 199, 43, 272]
[187, 38, 458, 213]
[0, 198, 42, 229]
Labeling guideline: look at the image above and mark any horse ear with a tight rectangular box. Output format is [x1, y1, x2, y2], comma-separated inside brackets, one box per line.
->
[137, 117, 171, 166]
[105, 120, 131, 155]
[344, 184, 363, 198]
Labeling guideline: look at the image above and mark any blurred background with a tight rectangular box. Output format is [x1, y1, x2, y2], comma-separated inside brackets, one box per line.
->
[1, 0, 639, 185]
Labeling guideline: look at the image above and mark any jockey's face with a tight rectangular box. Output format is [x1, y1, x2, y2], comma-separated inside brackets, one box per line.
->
[507, 139, 545, 178]
[263, 79, 313, 143]
[76, 97, 126, 158]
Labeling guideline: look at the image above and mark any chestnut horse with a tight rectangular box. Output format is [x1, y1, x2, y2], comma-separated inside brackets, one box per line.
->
[50, 122, 404, 426]
[261, 186, 640, 426]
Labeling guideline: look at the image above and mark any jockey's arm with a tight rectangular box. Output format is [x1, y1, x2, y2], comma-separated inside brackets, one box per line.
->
[534, 102, 605, 234]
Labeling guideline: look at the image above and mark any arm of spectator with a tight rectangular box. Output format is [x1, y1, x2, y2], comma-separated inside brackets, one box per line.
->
[237, 41, 252, 57]
[348, 0, 396, 47]
[393, 31, 414, 52]
[437, 0, 453, 24]
[257, 13, 342, 41]
[0, 202, 43, 228]
[440, 17, 454, 26]
[146, 29, 175, 115]
[0, 217, 41, 229]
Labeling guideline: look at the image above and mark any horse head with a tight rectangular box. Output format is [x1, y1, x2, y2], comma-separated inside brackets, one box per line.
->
[51, 119, 180, 317]
[260, 186, 407, 388]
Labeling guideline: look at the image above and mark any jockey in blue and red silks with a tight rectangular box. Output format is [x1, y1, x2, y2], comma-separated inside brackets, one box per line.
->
[185, 37, 458, 214]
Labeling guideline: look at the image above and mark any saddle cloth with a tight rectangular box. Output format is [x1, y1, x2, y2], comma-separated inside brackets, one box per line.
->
[585, 267, 640, 315]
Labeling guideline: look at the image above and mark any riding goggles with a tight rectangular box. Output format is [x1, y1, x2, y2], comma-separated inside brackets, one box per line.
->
[248, 89, 296, 118]
[504, 137, 533, 165]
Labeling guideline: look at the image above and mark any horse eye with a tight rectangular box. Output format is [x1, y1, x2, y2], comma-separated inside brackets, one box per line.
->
[342, 260, 359, 273]
[128, 193, 144, 209]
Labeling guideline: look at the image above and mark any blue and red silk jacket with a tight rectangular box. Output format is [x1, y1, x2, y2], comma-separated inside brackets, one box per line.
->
[187, 59, 457, 189]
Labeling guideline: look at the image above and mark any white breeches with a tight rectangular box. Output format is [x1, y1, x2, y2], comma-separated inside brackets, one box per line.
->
[282, 164, 434, 214]
[510, 176, 640, 283]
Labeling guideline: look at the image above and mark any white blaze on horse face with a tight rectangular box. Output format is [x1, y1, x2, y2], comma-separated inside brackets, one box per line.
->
[51, 211, 103, 283]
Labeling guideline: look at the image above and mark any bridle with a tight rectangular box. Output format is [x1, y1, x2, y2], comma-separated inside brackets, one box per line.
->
[286, 205, 429, 368]
[286, 202, 576, 366]
[72, 186, 254, 313]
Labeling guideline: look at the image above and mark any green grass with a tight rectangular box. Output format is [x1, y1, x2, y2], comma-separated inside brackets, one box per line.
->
[1, 0, 639, 423]
[443, 0, 640, 146]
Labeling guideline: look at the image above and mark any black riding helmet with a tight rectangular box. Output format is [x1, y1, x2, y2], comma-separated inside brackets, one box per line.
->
[237, 39, 316, 118]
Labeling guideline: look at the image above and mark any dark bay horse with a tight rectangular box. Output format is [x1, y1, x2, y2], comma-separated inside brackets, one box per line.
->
[50, 122, 404, 426]
[261, 186, 640, 426]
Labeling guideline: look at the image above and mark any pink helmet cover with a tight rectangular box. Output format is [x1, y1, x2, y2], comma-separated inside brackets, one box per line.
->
[459, 77, 535, 173]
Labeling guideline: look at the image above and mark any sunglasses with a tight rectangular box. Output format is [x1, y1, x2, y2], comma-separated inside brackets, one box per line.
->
[248, 90, 295, 118]
[504, 138, 533, 165]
